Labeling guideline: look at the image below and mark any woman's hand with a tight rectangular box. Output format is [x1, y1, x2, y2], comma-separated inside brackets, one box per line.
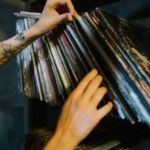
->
[33, 0, 76, 35]
[44, 69, 113, 150]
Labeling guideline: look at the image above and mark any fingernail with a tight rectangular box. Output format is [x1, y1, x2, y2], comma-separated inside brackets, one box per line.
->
[74, 11, 79, 17]
[96, 75, 103, 81]
[92, 69, 98, 74]
[101, 87, 107, 93]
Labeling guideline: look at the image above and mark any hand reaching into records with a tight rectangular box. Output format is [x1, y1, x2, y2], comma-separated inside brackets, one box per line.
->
[34, 0, 78, 35]
[44, 69, 113, 150]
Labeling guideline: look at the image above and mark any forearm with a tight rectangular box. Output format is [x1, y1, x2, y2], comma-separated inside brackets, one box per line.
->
[0, 24, 40, 65]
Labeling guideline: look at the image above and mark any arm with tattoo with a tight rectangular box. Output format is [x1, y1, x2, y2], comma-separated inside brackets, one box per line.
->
[0, 26, 40, 65]
[0, 0, 77, 65]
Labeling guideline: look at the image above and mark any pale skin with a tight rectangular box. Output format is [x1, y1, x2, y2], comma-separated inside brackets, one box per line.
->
[0, 0, 113, 149]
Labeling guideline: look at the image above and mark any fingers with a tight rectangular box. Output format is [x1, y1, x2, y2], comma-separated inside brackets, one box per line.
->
[53, 13, 71, 24]
[47, 0, 77, 21]
[66, 0, 75, 15]
[82, 75, 103, 102]
[74, 10, 79, 17]
[97, 102, 113, 120]
[75, 69, 98, 97]
[90, 87, 107, 107]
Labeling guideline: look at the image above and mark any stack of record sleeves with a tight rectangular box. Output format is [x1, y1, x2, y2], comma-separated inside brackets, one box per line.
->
[15, 8, 150, 126]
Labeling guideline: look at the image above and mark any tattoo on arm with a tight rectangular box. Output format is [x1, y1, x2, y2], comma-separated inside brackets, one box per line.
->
[15, 32, 25, 41]
[0, 32, 35, 65]
[0, 42, 18, 65]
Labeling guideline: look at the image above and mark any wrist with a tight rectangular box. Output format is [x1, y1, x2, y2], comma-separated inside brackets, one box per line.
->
[44, 130, 79, 150]
[24, 24, 42, 41]
[30, 21, 47, 37]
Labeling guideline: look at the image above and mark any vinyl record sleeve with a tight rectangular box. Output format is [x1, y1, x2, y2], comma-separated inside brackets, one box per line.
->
[73, 16, 134, 122]
[26, 18, 45, 100]
[66, 23, 95, 69]
[52, 30, 75, 93]
[44, 36, 67, 102]
[72, 19, 104, 73]
[60, 28, 84, 81]
[64, 27, 89, 75]
[49, 33, 73, 97]
[85, 11, 150, 111]
[49, 33, 72, 95]
[33, 38, 58, 103]
[17, 19, 35, 98]
[95, 8, 150, 100]
[77, 16, 147, 123]
[54, 28, 80, 85]
[93, 8, 150, 120]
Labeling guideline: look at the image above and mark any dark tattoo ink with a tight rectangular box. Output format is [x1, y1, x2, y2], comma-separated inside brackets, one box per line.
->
[0, 33, 38, 65]
[15, 32, 25, 41]
[0, 42, 19, 65]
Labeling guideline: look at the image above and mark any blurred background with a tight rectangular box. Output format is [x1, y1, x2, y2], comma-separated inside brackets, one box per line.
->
[0, 0, 149, 150]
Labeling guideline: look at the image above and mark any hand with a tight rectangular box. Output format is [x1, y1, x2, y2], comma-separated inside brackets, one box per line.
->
[33, 0, 76, 35]
[48, 69, 113, 149]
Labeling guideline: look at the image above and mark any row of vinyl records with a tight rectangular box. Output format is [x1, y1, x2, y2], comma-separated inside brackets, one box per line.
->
[15, 8, 150, 126]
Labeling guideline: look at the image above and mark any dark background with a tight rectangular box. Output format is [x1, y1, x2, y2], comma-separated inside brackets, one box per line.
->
[0, 0, 149, 149]
[0, 1, 27, 150]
